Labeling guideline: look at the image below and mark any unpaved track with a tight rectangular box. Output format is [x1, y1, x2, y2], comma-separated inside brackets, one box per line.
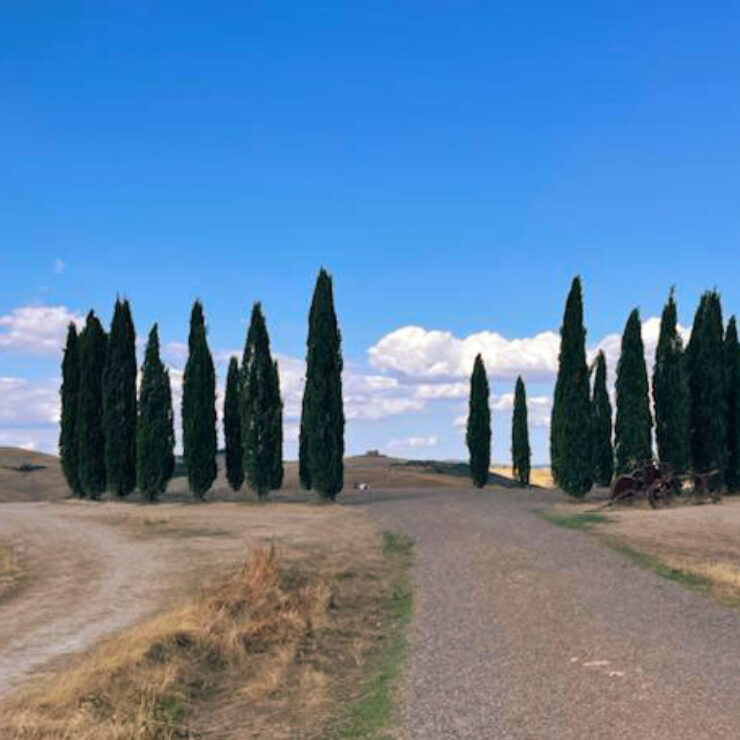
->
[355, 487, 740, 739]
[0, 502, 170, 696]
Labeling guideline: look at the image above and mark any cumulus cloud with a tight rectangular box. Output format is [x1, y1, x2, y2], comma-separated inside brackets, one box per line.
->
[368, 326, 560, 382]
[0, 305, 84, 355]
[0, 377, 60, 427]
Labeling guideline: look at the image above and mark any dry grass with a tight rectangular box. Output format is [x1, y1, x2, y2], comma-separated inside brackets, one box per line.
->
[0, 547, 336, 739]
[0, 526, 406, 740]
[0, 544, 18, 600]
[546, 497, 740, 605]
[491, 466, 554, 488]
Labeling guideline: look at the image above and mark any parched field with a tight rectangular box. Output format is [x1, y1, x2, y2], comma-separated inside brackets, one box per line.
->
[545, 495, 740, 605]
[0, 498, 410, 738]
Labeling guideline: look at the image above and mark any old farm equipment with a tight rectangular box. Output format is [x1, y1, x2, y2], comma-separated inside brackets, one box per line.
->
[609, 461, 722, 509]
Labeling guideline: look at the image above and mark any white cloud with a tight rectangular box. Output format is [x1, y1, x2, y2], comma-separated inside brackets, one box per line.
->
[386, 435, 439, 450]
[0, 377, 60, 427]
[368, 325, 560, 382]
[0, 305, 84, 355]
[53, 258, 66, 274]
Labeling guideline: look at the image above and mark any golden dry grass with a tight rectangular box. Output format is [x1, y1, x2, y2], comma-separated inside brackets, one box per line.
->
[0, 544, 18, 600]
[491, 466, 554, 488]
[548, 497, 740, 605]
[0, 547, 337, 739]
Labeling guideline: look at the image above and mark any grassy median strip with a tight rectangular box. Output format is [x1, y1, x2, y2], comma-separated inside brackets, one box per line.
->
[335, 530, 414, 739]
[539, 509, 612, 530]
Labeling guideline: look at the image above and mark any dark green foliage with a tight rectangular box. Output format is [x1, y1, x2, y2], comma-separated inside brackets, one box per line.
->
[686, 291, 727, 477]
[725, 317, 740, 491]
[652, 289, 690, 473]
[615, 309, 653, 474]
[511, 376, 531, 486]
[136, 325, 175, 501]
[550, 277, 592, 497]
[240, 304, 283, 498]
[182, 301, 217, 499]
[270, 360, 284, 490]
[224, 357, 244, 492]
[102, 298, 137, 496]
[77, 311, 108, 499]
[299, 269, 345, 500]
[59, 323, 82, 495]
[466, 354, 491, 488]
[590, 351, 614, 486]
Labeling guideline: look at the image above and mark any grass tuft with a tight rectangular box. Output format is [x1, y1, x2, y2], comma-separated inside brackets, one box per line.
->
[539, 510, 611, 530]
[337, 530, 413, 739]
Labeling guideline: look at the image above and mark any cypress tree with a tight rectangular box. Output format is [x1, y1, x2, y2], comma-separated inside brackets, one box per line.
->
[269, 359, 284, 491]
[299, 269, 345, 500]
[241, 304, 283, 498]
[136, 325, 175, 501]
[591, 350, 614, 486]
[466, 354, 491, 488]
[182, 300, 217, 499]
[725, 316, 740, 491]
[224, 356, 244, 492]
[77, 311, 108, 499]
[686, 291, 727, 476]
[550, 277, 592, 497]
[59, 323, 82, 495]
[615, 309, 653, 473]
[511, 375, 531, 486]
[653, 289, 690, 472]
[103, 298, 137, 496]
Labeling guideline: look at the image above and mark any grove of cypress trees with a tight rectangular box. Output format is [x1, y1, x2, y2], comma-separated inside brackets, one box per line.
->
[511, 375, 531, 486]
[182, 300, 217, 499]
[686, 291, 727, 476]
[615, 309, 653, 473]
[224, 356, 244, 492]
[725, 316, 740, 491]
[103, 298, 137, 497]
[77, 311, 108, 499]
[591, 350, 614, 486]
[466, 354, 491, 488]
[299, 269, 345, 500]
[652, 289, 689, 473]
[241, 304, 283, 498]
[136, 325, 175, 501]
[59, 323, 82, 496]
[550, 277, 592, 497]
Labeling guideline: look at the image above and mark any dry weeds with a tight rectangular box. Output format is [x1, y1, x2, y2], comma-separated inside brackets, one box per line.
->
[0, 545, 18, 600]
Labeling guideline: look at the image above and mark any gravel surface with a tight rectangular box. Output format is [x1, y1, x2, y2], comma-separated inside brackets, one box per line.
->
[355, 486, 740, 739]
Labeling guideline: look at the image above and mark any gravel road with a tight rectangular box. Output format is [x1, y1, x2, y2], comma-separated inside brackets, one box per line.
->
[355, 487, 740, 739]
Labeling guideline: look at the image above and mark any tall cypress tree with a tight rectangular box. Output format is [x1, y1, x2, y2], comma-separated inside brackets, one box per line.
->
[182, 300, 217, 499]
[511, 375, 531, 486]
[615, 309, 653, 473]
[136, 325, 175, 501]
[466, 354, 491, 488]
[102, 298, 137, 496]
[77, 311, 108, 499]
[725, 316, 740, 491]
[591, 350, 614, 486]
[59, 323, 82, 496]
[299, 269, 345, 500]
[687, 291, 727, 476]
[652, 289, 689, 472]
[224, 356, 244, 492]
[270, 359, 284, 491]
[550, 277, 592, 497]
[241, 303, 283, 498]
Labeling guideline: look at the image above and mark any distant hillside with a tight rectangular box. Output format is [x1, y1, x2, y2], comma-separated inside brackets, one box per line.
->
[0, 448, 538, 502]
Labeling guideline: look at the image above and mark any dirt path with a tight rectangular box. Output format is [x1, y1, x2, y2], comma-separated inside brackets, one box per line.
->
[354, 487, 740, 739]
[0, 503, 175, 696]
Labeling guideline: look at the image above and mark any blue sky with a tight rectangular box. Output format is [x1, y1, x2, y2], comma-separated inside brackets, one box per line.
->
[1, 2, 739, 463]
